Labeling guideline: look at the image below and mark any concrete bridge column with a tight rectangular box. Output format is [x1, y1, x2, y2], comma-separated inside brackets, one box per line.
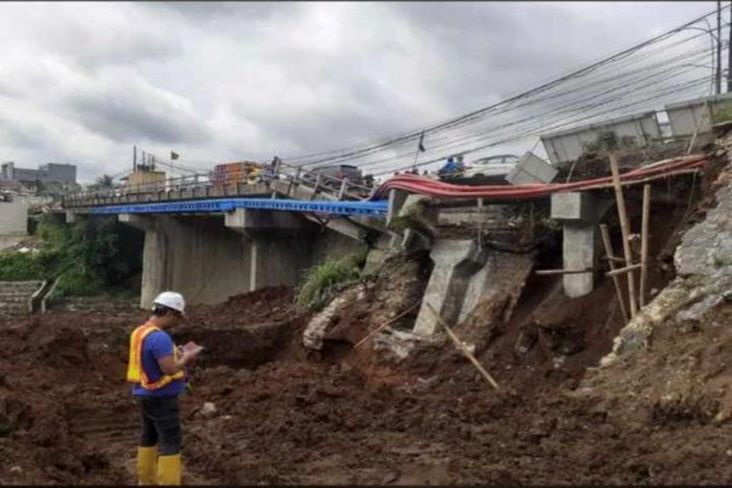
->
[412, 239, 482, 336]
[120, 213, 254, 309]
[118, 214, 169, 309]
[225, 208, 313, 290]
[550, 192, 613, 298]
[119, 209, 369, 309]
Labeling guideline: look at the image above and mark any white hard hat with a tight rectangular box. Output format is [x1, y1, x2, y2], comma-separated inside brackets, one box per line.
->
[153, 291, 186, 315]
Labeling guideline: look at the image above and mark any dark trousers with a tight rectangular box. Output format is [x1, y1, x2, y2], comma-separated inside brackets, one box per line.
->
[138, 396, 182, 456]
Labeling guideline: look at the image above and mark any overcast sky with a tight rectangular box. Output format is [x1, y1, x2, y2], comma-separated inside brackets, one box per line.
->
[0, 1, 716, 182]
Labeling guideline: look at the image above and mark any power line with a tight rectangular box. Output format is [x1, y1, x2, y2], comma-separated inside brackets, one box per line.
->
[373, 75, 713, 176]
[287, 30, 719, 171]
[280, 5, 729, 167]
[309, 49, 714, 172]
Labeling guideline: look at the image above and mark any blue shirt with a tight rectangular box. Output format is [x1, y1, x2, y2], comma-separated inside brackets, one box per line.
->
[132, 330, 186, 398]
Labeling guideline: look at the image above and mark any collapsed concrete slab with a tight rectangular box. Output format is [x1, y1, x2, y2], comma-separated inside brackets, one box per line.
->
[412, 239, 482, 336]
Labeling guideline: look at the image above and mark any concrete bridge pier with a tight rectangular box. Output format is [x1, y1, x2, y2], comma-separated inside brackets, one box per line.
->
[119, 210, 366, 309]
[224, 209, 313, 291]
[119, 213, 251, 309]
[550, 192, 613, 298]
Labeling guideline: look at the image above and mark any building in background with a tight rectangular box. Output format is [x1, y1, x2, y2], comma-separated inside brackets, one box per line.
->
[1, 162, 77, 185]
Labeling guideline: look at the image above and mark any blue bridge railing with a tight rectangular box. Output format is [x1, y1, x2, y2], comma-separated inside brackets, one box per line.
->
[86, 197, 389, 218]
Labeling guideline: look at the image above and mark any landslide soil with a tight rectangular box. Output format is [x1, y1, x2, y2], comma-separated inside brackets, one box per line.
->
[2, 286, 732, 485]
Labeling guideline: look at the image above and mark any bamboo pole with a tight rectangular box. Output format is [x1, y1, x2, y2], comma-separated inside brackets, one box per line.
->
[639, 184, 651, 307]
[609, 153, 638, 317]
[606, 263, 642, 277]
[425, 304, 500, 390]
[534, 268, 594, 276]
[599, 224, 629, 321]
[603, 256, 626, 264]
[353, 302, 420, 349]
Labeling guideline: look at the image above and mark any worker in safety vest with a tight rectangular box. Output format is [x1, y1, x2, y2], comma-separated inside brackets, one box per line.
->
[127, 291, 202, 485]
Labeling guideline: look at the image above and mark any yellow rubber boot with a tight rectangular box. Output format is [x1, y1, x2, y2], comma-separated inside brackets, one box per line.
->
[157, 454, 182, 485]
[136, 446, 158, 485]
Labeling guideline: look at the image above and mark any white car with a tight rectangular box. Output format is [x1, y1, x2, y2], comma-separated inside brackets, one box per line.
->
[462, 154, 519, 179]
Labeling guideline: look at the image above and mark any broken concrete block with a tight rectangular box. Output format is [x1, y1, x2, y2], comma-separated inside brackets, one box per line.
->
[506, 151, 558, 185]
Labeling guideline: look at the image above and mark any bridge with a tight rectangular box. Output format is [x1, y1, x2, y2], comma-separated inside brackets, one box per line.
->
[61, 154, 709, 337]
[65, 161, 389, 217]
[63, 162, 396, 309]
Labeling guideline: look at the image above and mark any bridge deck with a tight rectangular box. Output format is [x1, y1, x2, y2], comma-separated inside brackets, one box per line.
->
[81, 197, 389, 218]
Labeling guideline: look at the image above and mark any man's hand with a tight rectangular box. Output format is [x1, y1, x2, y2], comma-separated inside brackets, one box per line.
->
[180, 342, 203, 365]
[159, 342, 203, 375]
[180, 349, 199, 365]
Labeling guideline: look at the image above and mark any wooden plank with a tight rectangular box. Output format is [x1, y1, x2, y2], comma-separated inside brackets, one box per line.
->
[425, 304, 500, 390]
[609, 153, 638, 317]
[600, 224, 629, 321]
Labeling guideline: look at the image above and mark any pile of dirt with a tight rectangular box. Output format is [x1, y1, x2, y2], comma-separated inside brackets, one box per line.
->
[179, 329, 732, 485]
[185, 286, 298, 328]
[0, 287, 308, 485]
[582, 303, 732, 426]
[2, 280, 732, 485]
[0, 314, 138, 485]
[180, 286, 310, 369]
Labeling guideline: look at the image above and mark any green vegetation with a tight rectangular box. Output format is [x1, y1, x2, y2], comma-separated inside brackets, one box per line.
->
[712, 101, 732, 124]
[0, 252, 45, 281]
[713, 254, 732, 268]
[0, 214, 143, 297]
[295, 250, 367, 310]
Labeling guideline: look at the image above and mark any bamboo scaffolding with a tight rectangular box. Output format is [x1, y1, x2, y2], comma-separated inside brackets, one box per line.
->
[609, 153, 638, 317]
[606, 263, 642, 277]
[599, 224, 630, 321]
[640, 184, 651, 307]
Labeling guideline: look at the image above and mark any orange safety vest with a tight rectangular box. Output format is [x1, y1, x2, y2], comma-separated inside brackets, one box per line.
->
[126, 322, 185, 390]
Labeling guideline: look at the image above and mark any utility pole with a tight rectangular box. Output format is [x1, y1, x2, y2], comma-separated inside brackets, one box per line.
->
[728, 1, 732, 92]
[133, 145, 137, 172]
[717, 0, 722, 95]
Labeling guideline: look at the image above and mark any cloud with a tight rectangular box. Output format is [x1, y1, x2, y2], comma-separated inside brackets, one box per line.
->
[61, 68, 210, 144]
[0, 1, 717, 182]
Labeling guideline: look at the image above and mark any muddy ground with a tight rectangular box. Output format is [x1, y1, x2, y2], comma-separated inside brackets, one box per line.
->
[1, 283, 731, 485]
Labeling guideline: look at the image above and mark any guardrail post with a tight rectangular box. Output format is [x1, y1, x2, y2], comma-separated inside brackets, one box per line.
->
[338, 179, 349, 200]
[312, 174, 322, 200]
[288, 166, 301, 196]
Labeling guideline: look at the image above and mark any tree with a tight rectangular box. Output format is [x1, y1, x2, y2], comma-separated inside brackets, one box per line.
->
[88, 174, 116, 192]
